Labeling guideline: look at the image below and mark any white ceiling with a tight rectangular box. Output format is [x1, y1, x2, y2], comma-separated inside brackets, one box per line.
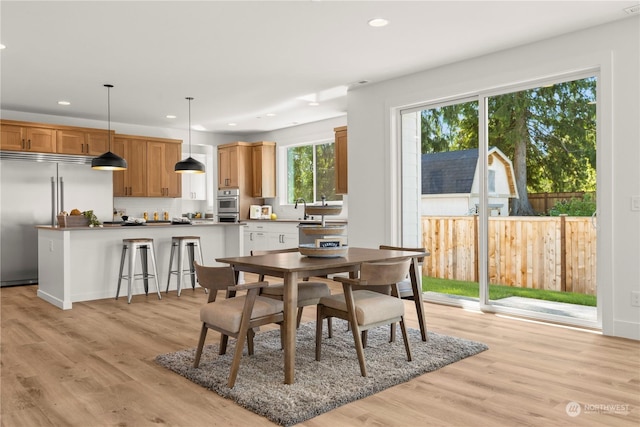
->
[1, 1, 637, 135]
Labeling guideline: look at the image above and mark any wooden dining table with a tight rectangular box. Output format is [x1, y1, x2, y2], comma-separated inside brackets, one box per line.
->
[216, 246, 428, 384]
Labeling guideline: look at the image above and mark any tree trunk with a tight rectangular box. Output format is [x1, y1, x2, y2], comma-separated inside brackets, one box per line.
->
[510, 107, 536, 216]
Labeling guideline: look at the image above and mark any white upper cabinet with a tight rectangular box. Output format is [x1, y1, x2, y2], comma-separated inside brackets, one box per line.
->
[181, 153, 207, 200]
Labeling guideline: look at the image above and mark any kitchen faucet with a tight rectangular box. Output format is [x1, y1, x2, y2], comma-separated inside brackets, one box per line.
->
[294, 198, 308, 220]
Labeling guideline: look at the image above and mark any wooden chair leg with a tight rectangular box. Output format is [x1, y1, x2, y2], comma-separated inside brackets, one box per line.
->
[399, 317, 413, 362]
[193, 324, 208, 368]
[327, 317, 333, 338]
[362, 330, 368, 348]
[296, 307, 304, 328]
[315, 305, 323, 361]
[390, 322, 396, 343]
[350, 320, 367, 377]
[219, 334, 229, 355]
[227, 330, 247, 388]
[247, 328, 256, 356]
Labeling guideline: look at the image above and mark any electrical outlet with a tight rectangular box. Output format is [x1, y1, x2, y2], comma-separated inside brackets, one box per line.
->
[49, 240, 54, 252]
[632, 291, 640, 307]
[632, 196, 640, 212]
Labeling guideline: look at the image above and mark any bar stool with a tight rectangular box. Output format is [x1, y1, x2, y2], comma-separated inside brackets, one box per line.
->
[116, 238, 162, 304]
[166, 236, 204, 296]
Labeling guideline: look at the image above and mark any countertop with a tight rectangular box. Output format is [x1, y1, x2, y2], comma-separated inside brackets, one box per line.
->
[243, 218, 348, 224]
[36, 221, 243, 230]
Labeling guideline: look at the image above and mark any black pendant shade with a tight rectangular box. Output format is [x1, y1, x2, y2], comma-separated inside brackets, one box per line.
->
[175, 156, 205, 173]
[175, 96, 205, 174]
[91, 151, 128, 170]
[92, 84, 127, 171]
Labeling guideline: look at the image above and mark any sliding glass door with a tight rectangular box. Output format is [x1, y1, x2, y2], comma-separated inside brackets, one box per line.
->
[401, 73, 599, 327]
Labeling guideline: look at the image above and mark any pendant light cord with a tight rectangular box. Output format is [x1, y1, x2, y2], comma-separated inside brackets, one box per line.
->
[187, 96, 193, 157]
[105, 84, 113, 152]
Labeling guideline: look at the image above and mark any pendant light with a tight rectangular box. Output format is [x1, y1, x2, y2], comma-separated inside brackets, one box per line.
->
[175, 97, 205, 174]
[91, 84, 127, 170]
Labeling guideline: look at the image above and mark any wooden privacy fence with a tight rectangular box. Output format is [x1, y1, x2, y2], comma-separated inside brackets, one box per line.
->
[421, 215, 597, 295]
[528, 191, 595, 214]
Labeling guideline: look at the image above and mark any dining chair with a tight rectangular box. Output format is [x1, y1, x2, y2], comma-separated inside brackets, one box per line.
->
[315, 258, 413, 377]
[378, 245, 427, 343]
[378, 245, 427, 299]
[251, 248, 332, 335]
[192, 261, 284, 388]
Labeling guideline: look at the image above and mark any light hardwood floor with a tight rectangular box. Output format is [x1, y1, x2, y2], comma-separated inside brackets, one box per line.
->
[1, 278, 638, 427]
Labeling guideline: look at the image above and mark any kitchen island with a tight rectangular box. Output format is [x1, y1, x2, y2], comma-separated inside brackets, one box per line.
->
[37, 222, 244, 309]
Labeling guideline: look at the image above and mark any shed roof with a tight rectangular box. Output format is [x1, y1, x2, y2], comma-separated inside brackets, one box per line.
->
[421, 148, 479, 195]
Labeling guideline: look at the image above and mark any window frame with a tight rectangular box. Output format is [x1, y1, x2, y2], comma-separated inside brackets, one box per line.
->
[281, 139, 343, 206]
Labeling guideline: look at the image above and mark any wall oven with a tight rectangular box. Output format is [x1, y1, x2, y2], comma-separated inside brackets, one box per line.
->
[217, 189, 240, 222]
[218, 213, 240, 223]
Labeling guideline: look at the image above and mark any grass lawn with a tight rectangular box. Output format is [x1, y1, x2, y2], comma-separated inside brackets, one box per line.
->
[423, 277, 596, 307]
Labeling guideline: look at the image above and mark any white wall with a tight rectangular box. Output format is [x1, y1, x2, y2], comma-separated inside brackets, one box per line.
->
[347, 17, 639, 340]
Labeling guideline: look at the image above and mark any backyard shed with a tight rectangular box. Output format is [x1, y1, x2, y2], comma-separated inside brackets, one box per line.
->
[421, 147, 519, 216]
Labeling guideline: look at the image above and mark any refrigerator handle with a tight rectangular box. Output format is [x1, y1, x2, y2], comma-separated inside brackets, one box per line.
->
[59, 176, 64, 214]
[51, 177, 56, 226]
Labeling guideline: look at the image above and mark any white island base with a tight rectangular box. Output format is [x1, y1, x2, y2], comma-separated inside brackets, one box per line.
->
[37, 223, 245, 309]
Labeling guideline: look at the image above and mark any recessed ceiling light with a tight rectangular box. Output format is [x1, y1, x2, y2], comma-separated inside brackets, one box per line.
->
[192, 125, 206, 131]
[368, 18, 389, 28]
[166, 114, 176, 119]
[266, 113, 276, 117]
[308, 102, 320, 106]
[0, 44, 6, 50]
[57, 100, 71, 106]
[228, 123, 237, 127]
[624, 4, 640, 14]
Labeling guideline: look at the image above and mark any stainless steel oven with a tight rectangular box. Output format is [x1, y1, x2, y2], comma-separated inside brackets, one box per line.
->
[217, 189, 239, 214]
[217, 213, 240, 223]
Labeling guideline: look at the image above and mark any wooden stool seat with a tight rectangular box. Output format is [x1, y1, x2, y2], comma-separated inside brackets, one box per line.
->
[166, 236, 204, 296]
[116, 238, 162, 304]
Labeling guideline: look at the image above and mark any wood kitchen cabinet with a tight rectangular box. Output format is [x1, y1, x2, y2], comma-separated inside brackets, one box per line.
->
[334, 126, 348, 194]
[112, 135, 181, 198]
[251, 141, 276, 198]
[56, 128, 112, 155]
[218, 142, 256, 190]
[218, 143, 241, 189]
[112, 136, 147, 197]
[0, 122, 57, 153]
[147, 140, 181, 197]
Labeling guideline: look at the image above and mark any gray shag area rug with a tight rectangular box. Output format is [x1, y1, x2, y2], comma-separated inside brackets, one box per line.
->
[155, 320, 488, 426]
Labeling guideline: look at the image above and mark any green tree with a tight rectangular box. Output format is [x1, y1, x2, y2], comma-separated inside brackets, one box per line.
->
[421, 77, 596, 215]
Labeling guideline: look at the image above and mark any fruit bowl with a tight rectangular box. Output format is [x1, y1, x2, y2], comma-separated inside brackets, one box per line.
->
[305, 205, 342, 216]
[298, 244, 348, 258]
[299, 224, 347, 235]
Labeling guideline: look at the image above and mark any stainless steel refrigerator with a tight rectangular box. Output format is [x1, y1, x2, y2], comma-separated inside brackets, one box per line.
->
[0, 156, 113, 286]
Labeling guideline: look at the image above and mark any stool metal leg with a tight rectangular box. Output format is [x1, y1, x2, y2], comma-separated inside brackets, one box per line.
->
[187, 242, 196, 290]
[116, 245, 127, 300]
[177, 241, 185, 297]
[127, 243, 137, 304]
[165, 242, 176, 293]
[140, 245, 149, 295]
[147, 242, 162, 300]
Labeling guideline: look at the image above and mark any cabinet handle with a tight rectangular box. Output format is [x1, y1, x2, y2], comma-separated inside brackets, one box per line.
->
[28, 139, 32, 150]
[250, 232, 253, 241]
[86, 143, 89, 153]
[21, 139, 25, 149]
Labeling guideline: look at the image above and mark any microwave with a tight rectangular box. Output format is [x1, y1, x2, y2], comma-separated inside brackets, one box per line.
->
[217, 189, 239, 214]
